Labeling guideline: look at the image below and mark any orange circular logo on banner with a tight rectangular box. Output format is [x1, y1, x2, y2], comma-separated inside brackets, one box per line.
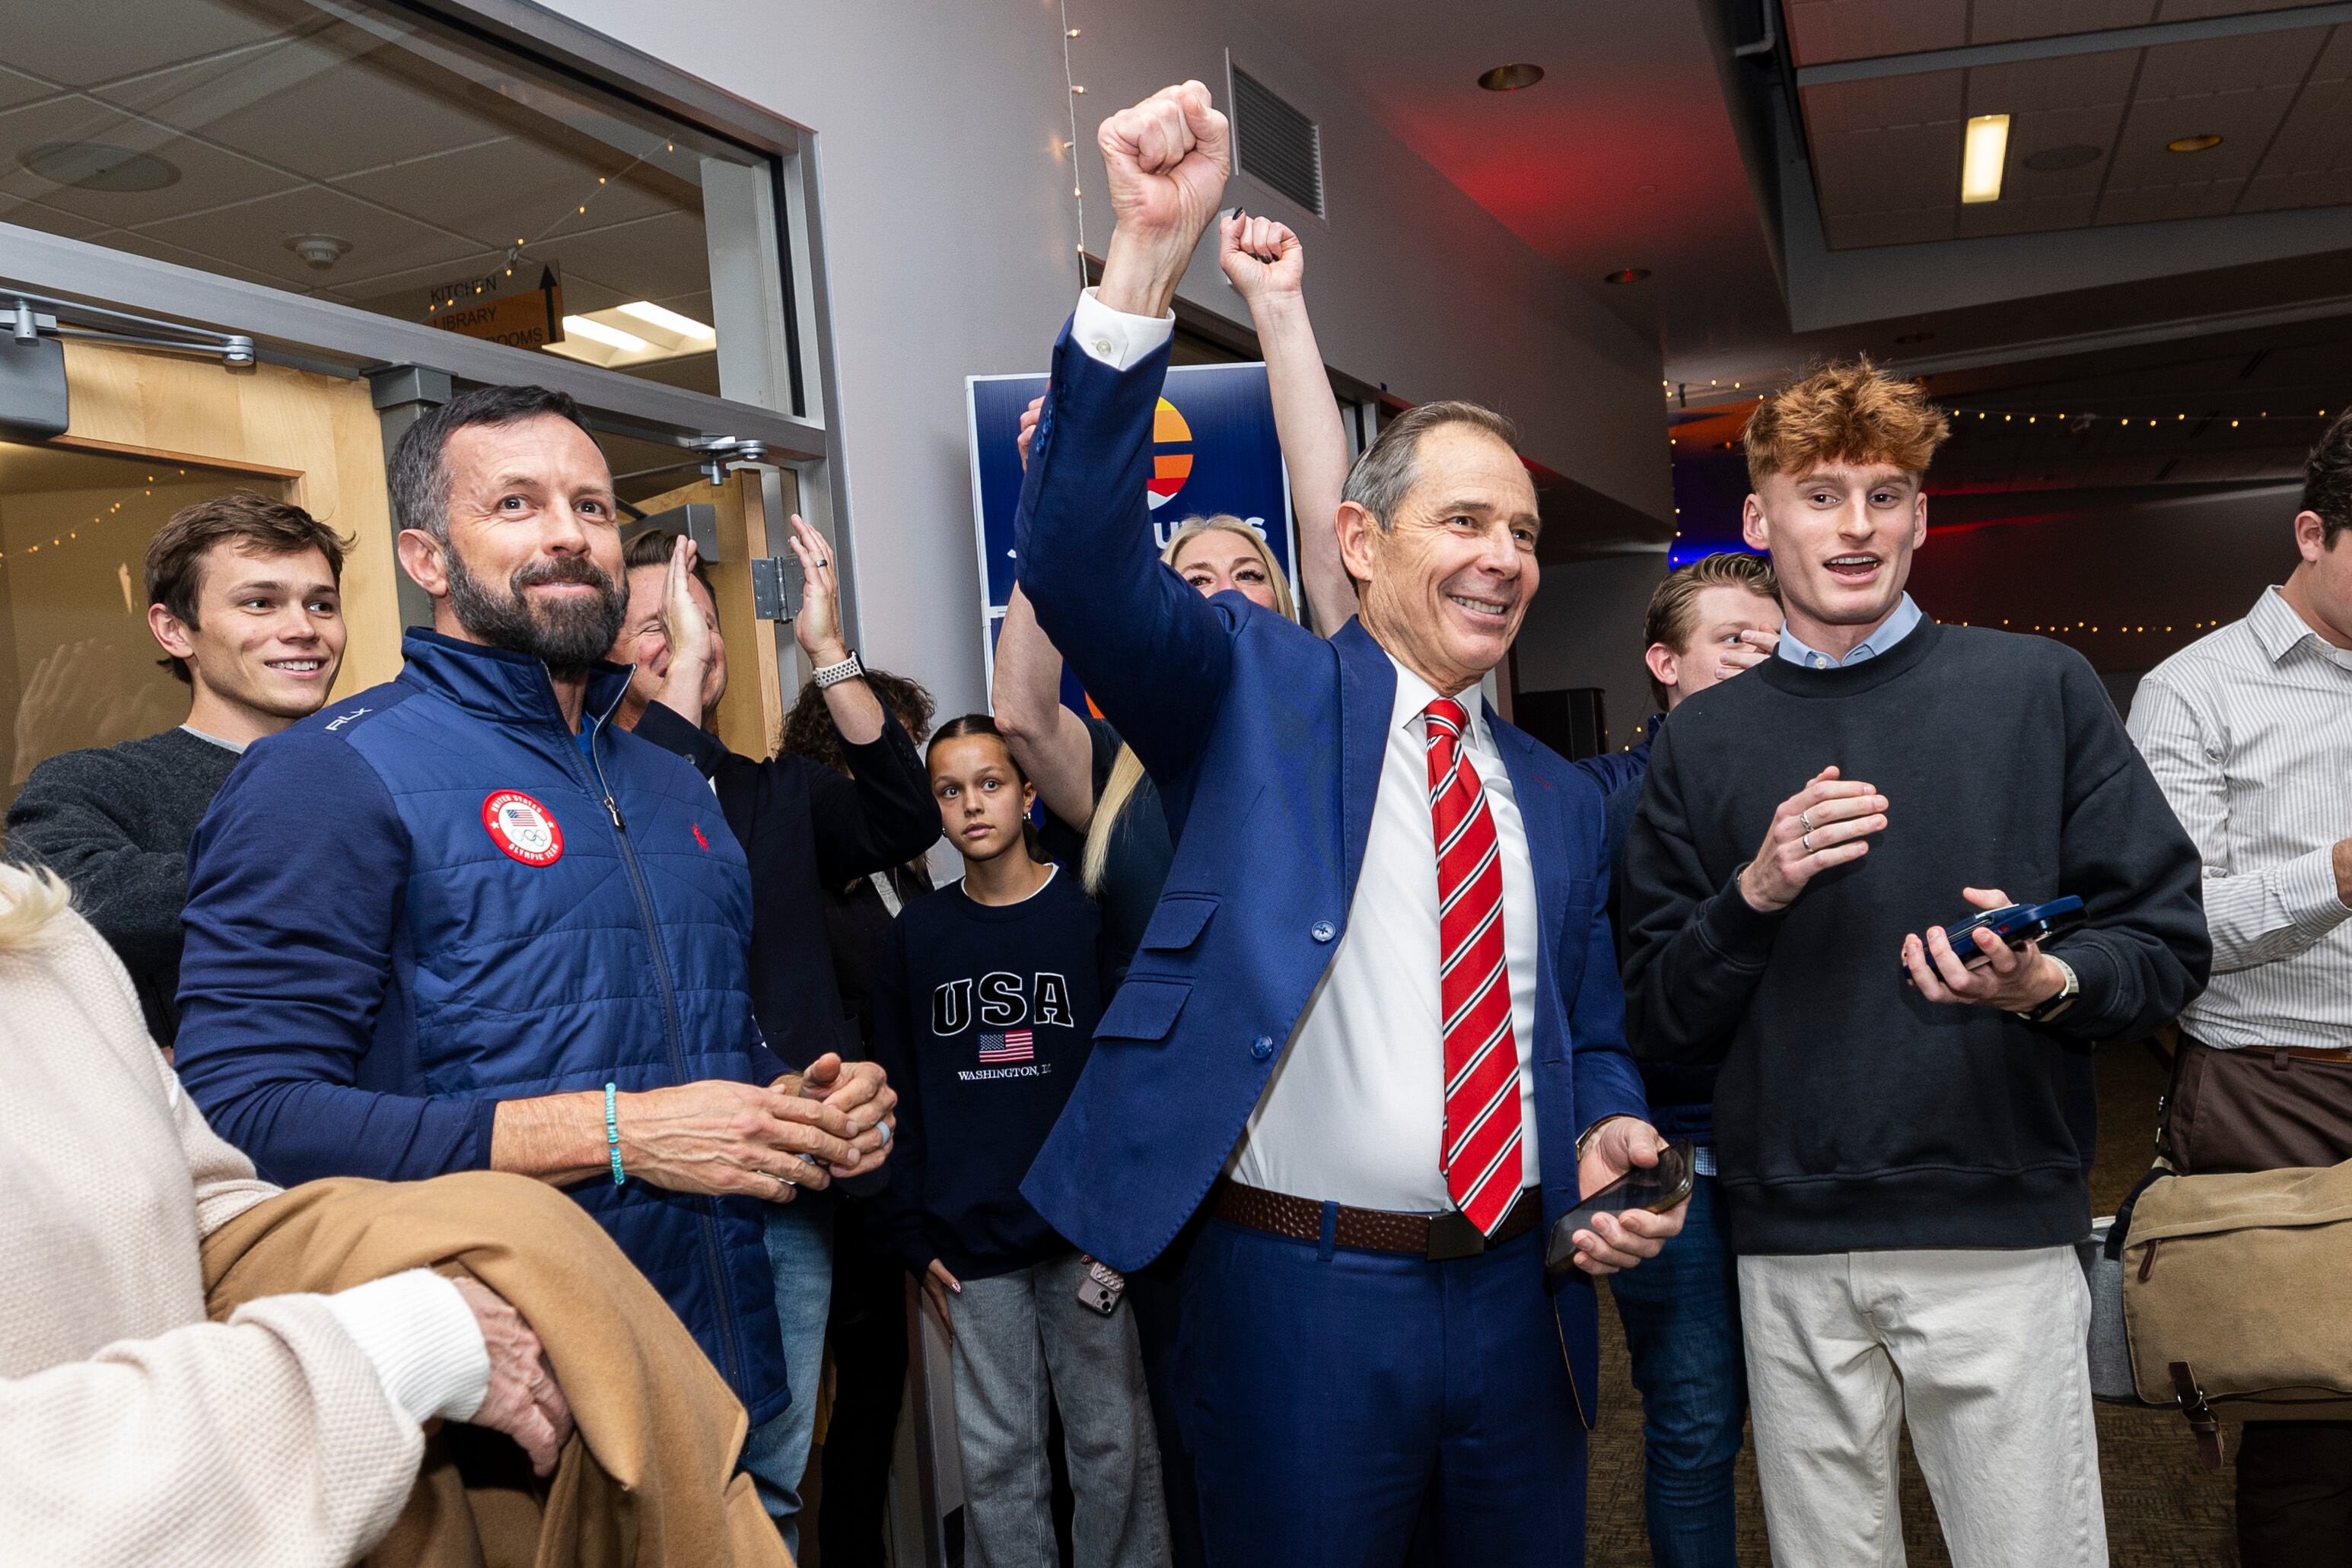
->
[482, 790, 565, 867]
[1147, 397, 1194, 511]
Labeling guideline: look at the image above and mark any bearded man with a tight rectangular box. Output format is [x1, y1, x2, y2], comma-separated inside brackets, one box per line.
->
[175, 385, 896, 1439]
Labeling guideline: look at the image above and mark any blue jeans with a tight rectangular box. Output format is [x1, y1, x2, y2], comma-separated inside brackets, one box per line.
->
[1606, 1172, 1746, 1568]
[740, 1194, 835, 1557]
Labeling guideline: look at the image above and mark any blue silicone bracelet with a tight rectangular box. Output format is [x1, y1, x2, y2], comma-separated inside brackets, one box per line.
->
[604, 1082, 626, 1186]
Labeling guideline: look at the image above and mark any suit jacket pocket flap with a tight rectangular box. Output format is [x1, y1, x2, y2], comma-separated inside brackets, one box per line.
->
[1138, 893, 1219, 953]
[1096, 978, 1191, 1043]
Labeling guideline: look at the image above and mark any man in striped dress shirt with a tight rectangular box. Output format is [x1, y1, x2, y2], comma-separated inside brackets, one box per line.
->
[2128, 410, 2352, 1568]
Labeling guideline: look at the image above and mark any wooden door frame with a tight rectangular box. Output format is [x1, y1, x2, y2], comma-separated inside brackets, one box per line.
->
[54, 340, 403, 701]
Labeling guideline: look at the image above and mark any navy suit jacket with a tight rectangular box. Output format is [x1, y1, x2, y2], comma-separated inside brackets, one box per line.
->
[1013, 320, 1649, 1425]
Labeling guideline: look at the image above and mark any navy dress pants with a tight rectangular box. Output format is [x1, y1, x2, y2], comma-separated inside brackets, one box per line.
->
[1176, 1213, 1589, 1567]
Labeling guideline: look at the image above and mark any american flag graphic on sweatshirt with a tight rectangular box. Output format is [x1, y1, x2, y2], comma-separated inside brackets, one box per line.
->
[978, 1029, 1035, 1064]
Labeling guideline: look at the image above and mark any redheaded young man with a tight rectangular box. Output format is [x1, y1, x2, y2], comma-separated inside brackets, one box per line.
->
[4, 493, 347, 1049]
[1622, 361, 2209, 1568]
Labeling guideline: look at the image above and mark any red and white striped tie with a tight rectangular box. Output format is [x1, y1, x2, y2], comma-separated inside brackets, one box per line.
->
[1424, 696, 1523, 1236]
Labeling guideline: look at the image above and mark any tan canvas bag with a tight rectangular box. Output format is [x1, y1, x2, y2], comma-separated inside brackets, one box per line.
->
[2119, 1159, 2352, 1466]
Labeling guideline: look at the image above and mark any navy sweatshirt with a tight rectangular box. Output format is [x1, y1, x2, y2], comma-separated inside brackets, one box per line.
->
[868, 864, 1109, 1281]
[1622, 620, 2209, 1255]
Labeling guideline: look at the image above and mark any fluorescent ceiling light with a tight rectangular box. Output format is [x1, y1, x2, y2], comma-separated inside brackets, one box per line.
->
[1962, 114, 2010, 204]
[614, 301, 716, 339]
[559, 314, 648, 352]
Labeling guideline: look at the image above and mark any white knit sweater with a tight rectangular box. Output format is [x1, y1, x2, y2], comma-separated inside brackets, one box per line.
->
[0, 866, 429, 1566]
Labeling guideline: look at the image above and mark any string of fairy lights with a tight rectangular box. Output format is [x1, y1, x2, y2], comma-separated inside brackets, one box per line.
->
[1058, 1, 1090, 290]
[421, 135, 683, 317]
[0, 469, 191, 568]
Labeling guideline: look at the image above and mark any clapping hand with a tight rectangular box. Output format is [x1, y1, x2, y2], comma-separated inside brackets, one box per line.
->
[781, 514, 848, 666]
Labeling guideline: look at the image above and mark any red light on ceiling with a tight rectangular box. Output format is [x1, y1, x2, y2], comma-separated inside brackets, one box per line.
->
[1604, 268, 1651, 285]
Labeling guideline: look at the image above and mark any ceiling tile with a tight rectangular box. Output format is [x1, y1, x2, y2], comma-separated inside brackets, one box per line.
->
[2156, 0, 2328, 18]
[2240, 168, 2352, 210]
[1955, 190, 2103, 235]
[2000, 104, 2134, 195]
[1785, 0, 1967, 68]
[2252, 73, 2352, 180]
[0, 194, 111, 241]
[2, 0, 300, 91]
[2134, 27, 2326, 97]
[1971, 0, 2156, 46]
[96, 33, 517, 183]
[528, 210, 713, 308]
[1966, 49, 2140, 115]
[2310, 24, 2352, 81]
[1800, 72, 1966, 137]
[0, 92, 300, 227]
[2096, 177, 2247, 222]
[333, 136, 693, 253]
[135, 183, 485, 294]
[0, 65, 62, 113]
[1824, 207, 1960, 246]
[93, 223, 300, 291]
[2105, 80, 2300, 186]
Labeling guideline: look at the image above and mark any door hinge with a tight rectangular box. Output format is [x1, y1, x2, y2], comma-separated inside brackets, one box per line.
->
[750, 555, 804, 622]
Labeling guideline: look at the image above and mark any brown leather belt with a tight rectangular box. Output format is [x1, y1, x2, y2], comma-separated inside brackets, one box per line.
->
[1211, 1178, 1542, 1261]
[2185, 1035, 2352, 1064]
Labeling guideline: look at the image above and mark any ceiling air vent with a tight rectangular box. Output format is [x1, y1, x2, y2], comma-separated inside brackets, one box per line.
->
[1230, 65, 1324, 218]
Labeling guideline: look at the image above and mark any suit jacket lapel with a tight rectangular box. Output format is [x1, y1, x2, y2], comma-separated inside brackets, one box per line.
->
[1334, 619, 1396, 897]
[1489, 708, 1572, 1064]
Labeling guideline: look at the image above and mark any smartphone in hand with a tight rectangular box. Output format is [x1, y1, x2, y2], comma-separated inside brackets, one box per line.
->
[1544, 1139, 1697, 1275]
[1901, 895, 2085, 975]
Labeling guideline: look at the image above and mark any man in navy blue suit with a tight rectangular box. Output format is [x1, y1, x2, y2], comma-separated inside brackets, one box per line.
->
[1015, 81, 1685, 1567]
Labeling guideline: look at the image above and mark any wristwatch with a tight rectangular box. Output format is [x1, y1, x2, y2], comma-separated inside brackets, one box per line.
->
[2016, 954, 2080, 1025]
[812, 650, 864, 689]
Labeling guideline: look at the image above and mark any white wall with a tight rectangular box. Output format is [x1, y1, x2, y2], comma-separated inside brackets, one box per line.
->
[539, 0, 1671, 715]
[1511, 552, 1669, 752]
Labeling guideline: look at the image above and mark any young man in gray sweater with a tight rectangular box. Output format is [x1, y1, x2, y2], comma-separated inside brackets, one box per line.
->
[1622, 361, 2209, 1567]
[4, 494, 348, 1048]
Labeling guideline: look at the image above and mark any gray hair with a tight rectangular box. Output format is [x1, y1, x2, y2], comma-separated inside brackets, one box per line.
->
[1340, 400, 1522, 531]
[387, 383, 597, 544]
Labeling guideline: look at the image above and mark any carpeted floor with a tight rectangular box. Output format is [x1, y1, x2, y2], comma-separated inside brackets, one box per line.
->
[1583, 1042, 2242, 1566]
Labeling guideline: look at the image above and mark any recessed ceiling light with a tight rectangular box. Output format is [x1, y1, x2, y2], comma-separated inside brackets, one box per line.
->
[613, 301, 716, 341]
[1602, 268, 1650, 284]
[19, 142, 180, 192]
[1961, 114, 2010, 204]
[543, 304, 720, 369]
[2168, 134, 2223, 153]
[1478, 63, 1545, 92]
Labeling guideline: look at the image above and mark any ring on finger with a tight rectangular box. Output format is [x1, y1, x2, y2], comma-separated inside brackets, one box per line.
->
[1800, 809, 1814, 832]
[1801, 830, 1813, 852]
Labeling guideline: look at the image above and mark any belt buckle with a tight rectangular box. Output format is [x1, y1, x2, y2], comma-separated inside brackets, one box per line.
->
[1424, 1209, 1485, 1261]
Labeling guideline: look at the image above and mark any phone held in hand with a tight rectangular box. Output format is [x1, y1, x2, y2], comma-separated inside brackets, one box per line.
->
[1076, 1255, 1126, 1316]
[1544, 1139, 1698, 1276]
[1901, 895, 2086, 975]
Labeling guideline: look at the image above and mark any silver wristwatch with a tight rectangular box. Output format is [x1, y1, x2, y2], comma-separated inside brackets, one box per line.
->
[2016, 954, 2080, 1025]
[812, 650, 864, 689]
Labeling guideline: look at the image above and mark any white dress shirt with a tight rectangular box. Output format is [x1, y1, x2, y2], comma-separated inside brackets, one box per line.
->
[1228, 657, 1543, 1208]
[1777, 593, 1924, 670]
[1068, 290, 1543, 1210]
[2128, 586, 2352, 1051]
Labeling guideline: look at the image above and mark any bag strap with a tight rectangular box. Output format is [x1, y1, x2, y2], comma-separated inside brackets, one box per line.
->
[2169, 1362, 2224, 1470]
[2106, 1160, 2175, 1261]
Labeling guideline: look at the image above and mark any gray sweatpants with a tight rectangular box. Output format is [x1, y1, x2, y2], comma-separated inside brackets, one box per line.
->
[945, 1252, 1171, 1568]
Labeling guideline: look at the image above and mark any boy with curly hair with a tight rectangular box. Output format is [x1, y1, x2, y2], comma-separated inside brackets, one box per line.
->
[1622, 360, 2210, 1567]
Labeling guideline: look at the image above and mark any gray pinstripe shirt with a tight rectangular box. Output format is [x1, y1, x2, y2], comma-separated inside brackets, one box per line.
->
[2128, 586, 2352, 1050]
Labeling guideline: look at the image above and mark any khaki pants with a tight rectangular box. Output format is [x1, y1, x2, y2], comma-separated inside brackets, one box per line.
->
[1740, 1246, 2106, 1568]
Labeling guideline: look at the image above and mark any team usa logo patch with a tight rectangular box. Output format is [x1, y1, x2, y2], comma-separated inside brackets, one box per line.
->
[979, 1030, 1035, 1064]
[482, 790, 565, 867]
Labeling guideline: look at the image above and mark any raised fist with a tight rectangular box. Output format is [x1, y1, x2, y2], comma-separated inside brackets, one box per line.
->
[1098, 81, 1230, 265]
[1218, 209, 1303, 307]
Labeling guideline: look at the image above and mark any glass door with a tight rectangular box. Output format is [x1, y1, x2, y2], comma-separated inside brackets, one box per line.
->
[1, 338, 396, 806]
